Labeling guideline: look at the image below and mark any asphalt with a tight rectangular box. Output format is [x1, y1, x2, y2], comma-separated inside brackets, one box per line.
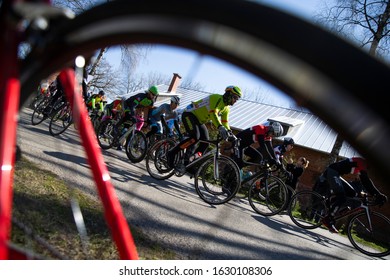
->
[16, 107, 389, 260]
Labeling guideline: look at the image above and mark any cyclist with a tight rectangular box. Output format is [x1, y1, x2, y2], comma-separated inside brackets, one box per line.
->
[102, 95, 124, 122]
[42, 74, 66, 116]
[315, 157, 388, 233]
[116, 85, 159, 128]
[167, 85, 242, 168]
[86, 90, 106, 114]
[112, 86, 159, 150]
[233, 121, 284, 170]
[146, 96, 183, 141]
[274, 137, 295, 167]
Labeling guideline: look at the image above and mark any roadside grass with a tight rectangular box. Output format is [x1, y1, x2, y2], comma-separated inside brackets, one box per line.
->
[12, 156, 176, 260]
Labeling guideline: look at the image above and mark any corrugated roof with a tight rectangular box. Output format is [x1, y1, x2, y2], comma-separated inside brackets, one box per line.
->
[126, 85, 359, 158]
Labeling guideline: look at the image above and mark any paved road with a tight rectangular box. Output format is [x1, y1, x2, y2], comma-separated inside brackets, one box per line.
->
[17, 107, 388, 260]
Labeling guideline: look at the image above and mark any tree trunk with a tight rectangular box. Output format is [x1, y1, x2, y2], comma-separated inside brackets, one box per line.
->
[89, 47, 107, 76]
[328, 134, 344, 164]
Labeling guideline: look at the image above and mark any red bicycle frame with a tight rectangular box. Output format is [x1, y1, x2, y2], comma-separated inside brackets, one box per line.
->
[0, 0, 138, 260]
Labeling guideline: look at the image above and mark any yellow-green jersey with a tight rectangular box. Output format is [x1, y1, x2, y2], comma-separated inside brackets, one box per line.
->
[185, 94, 230, 130]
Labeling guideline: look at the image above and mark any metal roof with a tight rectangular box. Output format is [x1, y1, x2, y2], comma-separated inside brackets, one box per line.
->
[126, 85, 360, 158]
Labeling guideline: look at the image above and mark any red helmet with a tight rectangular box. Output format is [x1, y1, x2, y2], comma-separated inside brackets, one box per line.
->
[350, 157, 367, 174]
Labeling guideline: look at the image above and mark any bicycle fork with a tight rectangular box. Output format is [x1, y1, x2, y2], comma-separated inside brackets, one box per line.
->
[338, 205, 373, 232]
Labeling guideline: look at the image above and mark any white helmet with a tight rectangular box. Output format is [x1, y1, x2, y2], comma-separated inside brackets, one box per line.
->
[171, 96, 180, 105]
[269, 122, 283, 137]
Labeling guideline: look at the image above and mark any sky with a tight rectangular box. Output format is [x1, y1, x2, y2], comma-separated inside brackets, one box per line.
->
[107, 0, 325, 107]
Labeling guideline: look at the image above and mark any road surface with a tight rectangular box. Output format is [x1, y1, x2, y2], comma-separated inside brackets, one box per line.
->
[17, 107, 388, 260]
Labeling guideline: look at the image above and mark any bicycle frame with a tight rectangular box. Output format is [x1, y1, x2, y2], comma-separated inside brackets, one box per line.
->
[0, 0, 138, 260]
[334, 199, 373, 228]
[185, 137, 234, 179]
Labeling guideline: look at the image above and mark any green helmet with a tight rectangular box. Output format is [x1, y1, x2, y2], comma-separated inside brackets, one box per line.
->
[148, 85, 159, 96]
[225, 85, 242, 98]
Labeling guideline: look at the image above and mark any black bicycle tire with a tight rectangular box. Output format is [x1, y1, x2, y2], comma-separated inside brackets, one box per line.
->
[247, 174, 288, 216]
[31, 98, 50, 125]
[145, 138, 176, 180]
[96, 119, 115, 150]
[287, 190, 325, 230]
[347, 211, 390, 258]
[19, 0, 390, 180]
[125, 130, 148, 163]
[194, 155, 240, 205]
[48, 103, 72, 136]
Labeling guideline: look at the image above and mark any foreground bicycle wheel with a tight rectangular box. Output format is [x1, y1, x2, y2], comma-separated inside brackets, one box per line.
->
[125, 130, 147, 163]
[49, 103, 73, 136]
[348, 211, 390, 257]
[288, 190, 326, 229]
[194, 155, 240, 205]
[248, 174, 288, 216]
[145, 138, 176, 180]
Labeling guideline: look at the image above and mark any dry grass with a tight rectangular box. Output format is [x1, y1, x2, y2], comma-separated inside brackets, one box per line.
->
[12, 157, 176, 260]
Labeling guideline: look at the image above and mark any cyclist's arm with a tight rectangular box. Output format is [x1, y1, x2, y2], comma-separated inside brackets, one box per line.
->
[259, 137, 278, 162]
[160, 115, 169, 131]
[173, 119, 182, 138]
[359, 170, 381, 196]
[127, 98, 138, 116]
[219, 107, 231, 130]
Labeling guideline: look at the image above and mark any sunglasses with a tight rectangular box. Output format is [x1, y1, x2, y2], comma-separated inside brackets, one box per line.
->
[232, 95, 240, 100]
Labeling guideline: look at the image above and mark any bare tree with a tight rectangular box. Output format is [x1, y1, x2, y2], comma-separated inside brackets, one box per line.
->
[316, 0, 390, 163]
[52, 0, 151, 95]
[86, 58, 122, 96]
[52, 0, 97, 15]
[180, 79, 205, 91]
[316, 0, 390, 60]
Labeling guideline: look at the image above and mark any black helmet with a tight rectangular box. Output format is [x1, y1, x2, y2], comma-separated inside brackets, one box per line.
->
[98, 90, 105, 96]
[283, 137, 295, 145]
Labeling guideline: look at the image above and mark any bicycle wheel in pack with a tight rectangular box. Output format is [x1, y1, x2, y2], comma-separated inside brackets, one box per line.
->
[287, 190, 326, 229]
[49, 103, 73, 136]
[31, 98, 50, 125]
[194, 155, 240, 205]
[348, 211, 390, 257]
[125, 130, 147, 163]
[145, 138, 176, 180]
[96, 119, 116, 150]
[247, 174, 288, 216]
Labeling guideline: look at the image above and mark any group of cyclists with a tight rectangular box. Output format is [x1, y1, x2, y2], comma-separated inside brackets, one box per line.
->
[32, 77, 388, 235]
[136, 83, 387, 235]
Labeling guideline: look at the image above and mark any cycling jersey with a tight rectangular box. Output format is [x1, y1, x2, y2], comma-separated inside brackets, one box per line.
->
[273, 144, 287, 165]
[149, 103, 180, 135]
[185, 94, 230, 129]
[149, 103, 178, 123]
[251, 125, 272, 143]
[234, 124, 276, 169]
[103, 99, 123, 120]
[124, 92, 154, 115]
[87, 94, 105, 111]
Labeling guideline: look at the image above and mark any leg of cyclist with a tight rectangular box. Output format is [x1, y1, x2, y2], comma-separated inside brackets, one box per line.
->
[167, 111, 201, 168]
[322, 168, 347, 233]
